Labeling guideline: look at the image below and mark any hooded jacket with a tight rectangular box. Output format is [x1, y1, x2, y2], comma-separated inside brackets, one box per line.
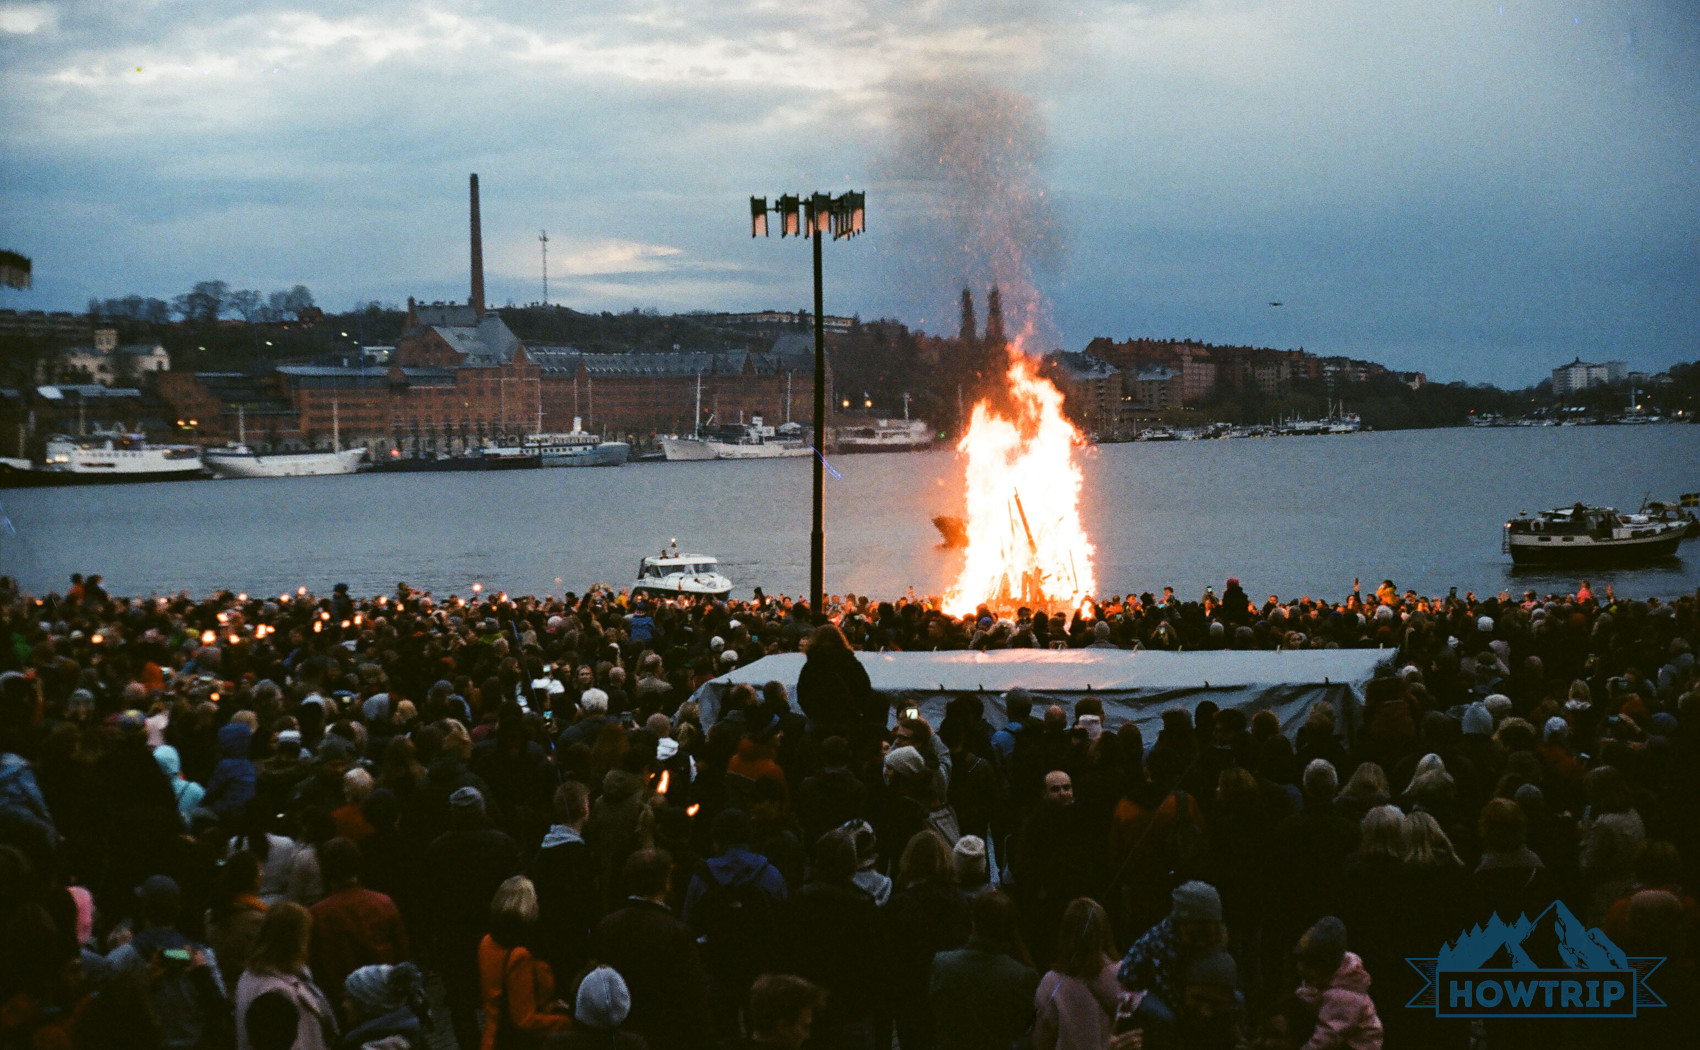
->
[154, 745, 205, 823]
[0, 751, 54, 843]
[205, 723, 256, 823]
[1295, 952, 1383, 1050]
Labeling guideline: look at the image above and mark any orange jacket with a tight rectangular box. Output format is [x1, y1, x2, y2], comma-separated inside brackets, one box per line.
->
[478, 936, 571, 1050]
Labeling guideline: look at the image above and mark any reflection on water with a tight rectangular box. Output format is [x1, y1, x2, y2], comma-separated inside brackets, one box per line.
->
[1, 426, 1696, 601]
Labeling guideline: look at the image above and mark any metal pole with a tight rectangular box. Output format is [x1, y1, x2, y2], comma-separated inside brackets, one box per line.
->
[810, 226, 826, 619]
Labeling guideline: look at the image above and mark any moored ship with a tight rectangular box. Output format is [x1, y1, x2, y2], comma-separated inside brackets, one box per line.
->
[832, 418, 934, 453]
[0, 432, 205, 486]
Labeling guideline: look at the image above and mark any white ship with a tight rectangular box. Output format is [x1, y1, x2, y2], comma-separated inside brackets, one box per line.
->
[204, 404, 368, 479]
[526, 419, 629, 468]
[1506, 504, 1686, 566]
[832, 417, 934, 453]
[205, 446, 367, 478]
[663, 418, 810, 461]
[630, 543, 733, 598]
[36, 432, 204, 484]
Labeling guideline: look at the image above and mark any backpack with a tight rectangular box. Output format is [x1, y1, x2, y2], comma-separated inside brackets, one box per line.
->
[1163, 788, 1209, 885]
[690, 860, 783, 983]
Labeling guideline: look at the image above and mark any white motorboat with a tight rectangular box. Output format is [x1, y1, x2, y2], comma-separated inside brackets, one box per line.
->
[664, 418, 810, 461]
[630, 544, 733, 598]
[832, 417, 934, 453]
[205, 446, 367, 478]
[1505, 504, 1686, 566]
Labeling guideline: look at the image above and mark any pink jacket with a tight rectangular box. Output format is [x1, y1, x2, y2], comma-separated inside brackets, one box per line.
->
[1296, 952, 1383, 1050]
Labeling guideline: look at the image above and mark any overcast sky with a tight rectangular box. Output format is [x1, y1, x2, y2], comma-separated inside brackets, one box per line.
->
[1, 0, 1696, 385]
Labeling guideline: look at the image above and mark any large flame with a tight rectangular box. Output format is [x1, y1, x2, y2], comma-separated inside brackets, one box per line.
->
[944, 346, 1095, 616]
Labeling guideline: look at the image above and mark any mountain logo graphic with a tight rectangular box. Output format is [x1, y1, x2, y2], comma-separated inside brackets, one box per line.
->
[1407, 900, 1663, 1019]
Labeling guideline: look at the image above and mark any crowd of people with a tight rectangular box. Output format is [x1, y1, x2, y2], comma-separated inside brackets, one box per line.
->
[0, 571, 1696, 1050]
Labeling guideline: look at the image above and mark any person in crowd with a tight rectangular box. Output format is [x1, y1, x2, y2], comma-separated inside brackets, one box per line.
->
[796, 624, 876, 743]
[530, 780, 600, 982]
[1033, 898, 1121, 1050]
[545, 965, 648, 1050]
[683, 807, 789, 1039]
[1118, 881, 1229, 1023]
[783, 828, 885, 1050]
[235, 901, 339, 1050]
[478, 875, 572, 1050]
[207, 850, 270, 993]
[930, 889, 1040, 1050]
[742, 973, 828, 1050]
[1292, 917, 1382, 1050]
[1011, 770, 1096, 963]
[339, 962, 428, 1050]
[593, 849, 707, 1050]
[885, 829, 972, 1050]
[104, 873, 230, 1050]
[427, 786, 521, 1049]
[308, 837, 408, 1006]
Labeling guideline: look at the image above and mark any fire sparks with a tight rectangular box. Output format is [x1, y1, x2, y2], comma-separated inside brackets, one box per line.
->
[944, 347, 1094, 616]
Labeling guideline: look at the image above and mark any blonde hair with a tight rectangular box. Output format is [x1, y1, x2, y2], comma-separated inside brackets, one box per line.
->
[343, 767, 374, 804]
[490, 875, 539, 926]
[247, 901, 312, 975]
[1358, 805, 1405, 859]
[1401, 811, 1462, 868]
[1340, 762, 1388, 799]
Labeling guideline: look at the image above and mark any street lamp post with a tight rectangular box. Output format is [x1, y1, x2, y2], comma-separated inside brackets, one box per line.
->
[750, 190, 865, 619]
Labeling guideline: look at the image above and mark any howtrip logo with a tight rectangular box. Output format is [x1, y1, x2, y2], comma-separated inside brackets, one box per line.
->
[1406, 901, 1663, 1019]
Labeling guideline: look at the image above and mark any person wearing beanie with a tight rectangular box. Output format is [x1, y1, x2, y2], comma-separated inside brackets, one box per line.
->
[341, 962, 426, 1048]
[1129, 945, 1244, 1048]
[545, 966, 646, 1049]
[426, 784, 521, 1050]
[1293, 916, 1383, 1050]
[953, 835, 991, 892]
[1117, 881, 1228, 1021]
[1460, 702, 1493, 738]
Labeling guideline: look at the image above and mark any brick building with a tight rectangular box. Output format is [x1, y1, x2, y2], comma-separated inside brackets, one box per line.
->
[1043, 351, 1122, 432]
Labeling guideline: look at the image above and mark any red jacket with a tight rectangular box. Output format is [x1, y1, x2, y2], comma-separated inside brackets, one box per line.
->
[307, 886, 408, 1002]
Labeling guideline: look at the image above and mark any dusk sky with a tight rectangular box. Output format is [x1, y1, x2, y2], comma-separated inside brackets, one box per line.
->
[2, 0, 1696, 386]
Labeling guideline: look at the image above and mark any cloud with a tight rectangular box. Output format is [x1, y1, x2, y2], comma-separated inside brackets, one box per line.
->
[1, 1, 1695, 385]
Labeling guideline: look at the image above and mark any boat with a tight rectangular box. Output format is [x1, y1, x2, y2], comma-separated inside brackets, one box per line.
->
[1504, 504, 1687, 566]
[1632, 495, 1699, 539]
[0, 431, 206, 486]
[664, 418, 810, 461]
[1136, 426, 1177, 442]
[630, 543, 733, 598]
[369, 450, 507, 473]
[833, 417, 934, 454]
[518, 419, 629, 468]
[205, 446, 367, 478]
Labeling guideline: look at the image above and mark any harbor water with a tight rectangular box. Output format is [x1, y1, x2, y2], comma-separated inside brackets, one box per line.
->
[3, 426, 1697, 601]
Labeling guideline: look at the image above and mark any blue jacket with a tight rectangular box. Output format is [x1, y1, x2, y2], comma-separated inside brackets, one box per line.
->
[682, 845, 789, 922]
[203, 723, 256, 822]
[0, 751, 54, 843]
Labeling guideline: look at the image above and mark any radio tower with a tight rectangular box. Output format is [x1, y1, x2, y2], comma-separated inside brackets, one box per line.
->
[539, 230, 549, 305]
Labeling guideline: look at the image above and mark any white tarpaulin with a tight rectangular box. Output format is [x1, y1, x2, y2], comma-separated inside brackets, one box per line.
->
[693, 648, 1393, 742]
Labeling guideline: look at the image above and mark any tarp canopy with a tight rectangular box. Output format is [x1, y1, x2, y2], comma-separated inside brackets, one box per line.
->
[693, 648, 1393, 743]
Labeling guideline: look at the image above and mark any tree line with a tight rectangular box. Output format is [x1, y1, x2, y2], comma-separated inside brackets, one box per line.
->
[88, 282, 317, 325]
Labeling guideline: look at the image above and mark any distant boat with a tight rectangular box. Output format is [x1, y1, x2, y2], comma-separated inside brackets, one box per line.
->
[205, 446, 367, 478]
[664, 417, 810, 461]
[1505, 504, 1685, 566]
[3, 431, 205, 486]
[630, 543, 733, 599]
[832, 418, 934, 453]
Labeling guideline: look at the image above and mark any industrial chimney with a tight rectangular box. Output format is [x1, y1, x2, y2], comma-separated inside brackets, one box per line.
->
[469, 173, 485, 317]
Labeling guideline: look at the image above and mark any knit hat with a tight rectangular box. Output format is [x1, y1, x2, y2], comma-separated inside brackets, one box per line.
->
[449, 786, 485, 817]
[276, 729, 303, 749]
[575, 966, 632, 1029]
[1076, 714, 1103, 740]
[952, 835, 989, 887]
[112, 710, 147, 738]
[1543, 716, 1570, 743]
[362, 694, 391, 722]
[1483, 694, 1513, 720]
[1476, 615, 1494, 633]
[883, 745, 926, 780]
[344, 963, 421, 1016]
[1171, 881, 1222, 923]
[1184, 947, 1239, 990]
[1461, 702, 1493, 737]
[1650, 712, 1678, 737]
[1295, 915, 1349, 973]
